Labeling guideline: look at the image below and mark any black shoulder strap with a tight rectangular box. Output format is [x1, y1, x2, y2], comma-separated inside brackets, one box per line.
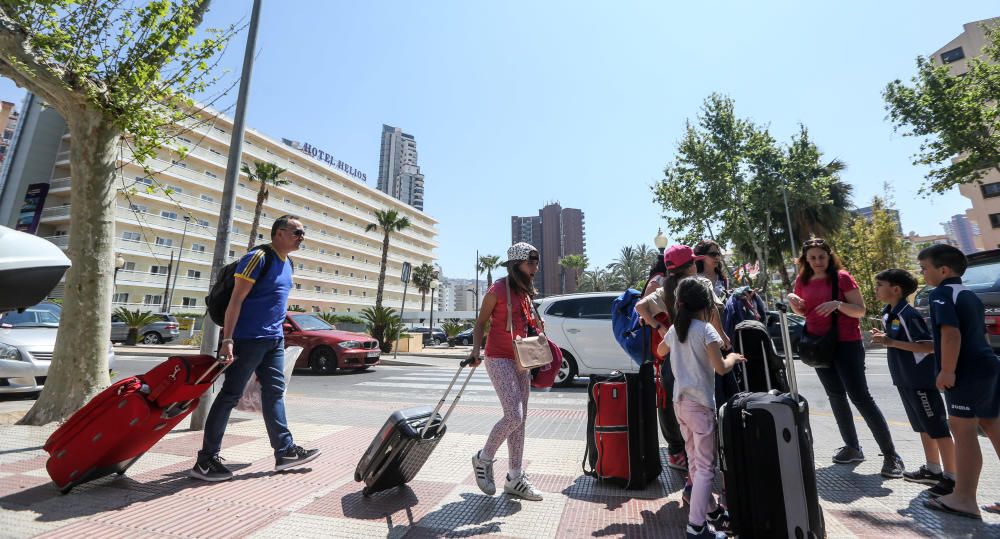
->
[830, 272, 840, 338]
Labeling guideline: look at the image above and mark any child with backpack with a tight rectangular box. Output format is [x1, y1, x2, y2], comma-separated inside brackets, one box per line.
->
[870, 269, 956, 498]
[657, 277, 744, 539]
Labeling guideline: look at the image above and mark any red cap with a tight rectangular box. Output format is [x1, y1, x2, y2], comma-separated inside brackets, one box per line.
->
[664, 245, 704, 269]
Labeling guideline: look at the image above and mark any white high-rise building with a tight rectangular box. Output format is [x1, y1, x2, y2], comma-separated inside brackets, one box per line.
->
[0, 94, 439, 315]
[377, 124, 424, 211]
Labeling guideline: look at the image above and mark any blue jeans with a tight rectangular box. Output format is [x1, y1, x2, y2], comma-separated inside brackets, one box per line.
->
[815, 340, 896, 457]
[198, 338, 294, 459]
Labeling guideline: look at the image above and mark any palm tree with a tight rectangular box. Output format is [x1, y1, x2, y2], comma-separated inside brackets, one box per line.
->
[114, 307, 162, 346]
[577, 265, 616, 292]
[477, 255, 502, 288]
[412, 263, 438, 311]
[609, 245, 654, 290]
[366, 209, 412, 311]
[241, 161, 290, 251]
[559, 254, 588, 293]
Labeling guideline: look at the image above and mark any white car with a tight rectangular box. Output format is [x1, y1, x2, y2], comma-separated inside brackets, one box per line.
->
[0, 306, 116, 394]
[536, 291, 637, 386]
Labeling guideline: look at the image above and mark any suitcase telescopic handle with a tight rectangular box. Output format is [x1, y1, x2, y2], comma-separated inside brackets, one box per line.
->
[162, 358, 230, 419]
[420, 358, 478, 439]
[776, 302, 799, 401]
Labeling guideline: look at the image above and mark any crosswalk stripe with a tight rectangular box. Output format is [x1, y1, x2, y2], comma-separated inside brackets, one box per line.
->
[383, 376, 492, 382]
[356, 382, 497, 391]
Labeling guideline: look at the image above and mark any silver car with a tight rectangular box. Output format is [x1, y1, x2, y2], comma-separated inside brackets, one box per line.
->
[0, 307, 116, 394]
[110, 313, 180, 345]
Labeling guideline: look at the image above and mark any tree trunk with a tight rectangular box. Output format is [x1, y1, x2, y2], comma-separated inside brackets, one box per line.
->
[375, 232, 389, 310]
[20, 110, 119, 425]
[486, 268, 493, 289]
[125, 328, 138, 346]
[420, 291, 427, 312]
[248, 184, 267, 251]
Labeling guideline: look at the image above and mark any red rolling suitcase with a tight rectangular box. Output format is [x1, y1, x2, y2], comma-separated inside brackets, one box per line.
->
[44, 354, 225, 493]
[355, 358, 476, 496]
[582, 361, 661, 489]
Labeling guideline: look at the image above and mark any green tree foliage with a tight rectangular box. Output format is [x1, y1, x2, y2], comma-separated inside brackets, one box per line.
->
[365, 208, 411, 346]
[577, 265, 618, 292]
[477, 254, 502, 288]
[655, 94, 782, 290]
[361, 306, 404, 353]
[113, 307, 162, 346]
[558, 254, 587, 292]
[884, 22, 1000, 194]
[832, 197, 911, 320]
[608, 245, 656, 290]
[411, 263, 437, 311]
[241, 161, 289, 250]
[0, 1, 236, 425]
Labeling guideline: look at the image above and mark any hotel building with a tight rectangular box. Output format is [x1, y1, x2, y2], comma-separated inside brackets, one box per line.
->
[0, 93, 439, 315]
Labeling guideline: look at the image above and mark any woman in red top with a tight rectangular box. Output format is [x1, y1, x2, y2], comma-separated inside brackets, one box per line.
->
[467, 242, 544, 501]
[787, 238, 904, 478]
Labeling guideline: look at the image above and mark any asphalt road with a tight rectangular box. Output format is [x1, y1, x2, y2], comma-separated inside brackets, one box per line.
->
[114, 348, 911, 427]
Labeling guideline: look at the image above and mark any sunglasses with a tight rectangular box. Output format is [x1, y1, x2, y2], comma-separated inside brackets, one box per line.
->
[285, 228, 306, 237]
[803, 239, 826, 247]
[706, 251, 722, 257]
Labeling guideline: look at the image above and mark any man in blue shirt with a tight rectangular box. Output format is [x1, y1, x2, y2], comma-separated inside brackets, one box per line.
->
[871, 269, 954, 498]
[191, 215, 321, 481]
[918, 245, 999, 520]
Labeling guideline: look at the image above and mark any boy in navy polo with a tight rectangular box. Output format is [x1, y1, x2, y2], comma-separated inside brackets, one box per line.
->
[870, 269, 955, 498]
[918, 245, 1000, 520]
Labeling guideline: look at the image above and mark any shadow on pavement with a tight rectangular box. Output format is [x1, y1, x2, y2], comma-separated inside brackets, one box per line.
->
[814, 463, 891, 503]
[894, 491, 1000, 537]
[591, 499, 688, 537]
[400, 491, 522, 538]
[0, 462, 313, 522]
[561, 451, 687, 511]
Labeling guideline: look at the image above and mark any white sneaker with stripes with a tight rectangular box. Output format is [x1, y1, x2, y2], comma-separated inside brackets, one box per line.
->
[472, 450, 496, 495]
[504, 472, 543, 501]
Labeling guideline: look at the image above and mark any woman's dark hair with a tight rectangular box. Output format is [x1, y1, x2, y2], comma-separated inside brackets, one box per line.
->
[674, 277, 714, 343]
[646, 255, 667, 283]
[875, 268, 919, 298]
[796, 238, 843, 284]
[664, 260, 694, 322]
[693, 239, 727, 287]
[505, 255, 538, 297]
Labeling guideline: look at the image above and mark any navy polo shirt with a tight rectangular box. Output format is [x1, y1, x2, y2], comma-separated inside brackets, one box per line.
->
[232, 247, 292, 340]
[881, 301, 936, 388]
[928, 277, 1000, 383]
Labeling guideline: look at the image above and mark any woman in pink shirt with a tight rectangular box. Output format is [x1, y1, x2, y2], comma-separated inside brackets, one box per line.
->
[467, 242, 544, 501]
[787, 238, 903, 478]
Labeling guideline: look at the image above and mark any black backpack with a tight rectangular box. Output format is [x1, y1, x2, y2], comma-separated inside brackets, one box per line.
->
[205, 244, 291, 326]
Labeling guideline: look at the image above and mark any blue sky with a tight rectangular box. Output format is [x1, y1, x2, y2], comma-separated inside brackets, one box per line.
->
[1, 1, 996, 280]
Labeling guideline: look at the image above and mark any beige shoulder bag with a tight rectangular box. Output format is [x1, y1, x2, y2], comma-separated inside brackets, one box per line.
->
[506, 277, 553, 370]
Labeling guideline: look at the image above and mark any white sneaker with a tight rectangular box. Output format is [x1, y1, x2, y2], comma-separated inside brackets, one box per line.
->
[472, 450, 496, 495]
[504, 472, 543, 501]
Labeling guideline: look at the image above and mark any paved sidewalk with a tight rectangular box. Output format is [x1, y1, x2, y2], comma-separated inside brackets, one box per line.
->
[0, 393, 997, 538]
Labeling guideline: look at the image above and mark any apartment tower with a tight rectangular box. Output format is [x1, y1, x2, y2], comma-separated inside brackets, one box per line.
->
[377, 124, 425, 211]
[511, 202, 586, 296]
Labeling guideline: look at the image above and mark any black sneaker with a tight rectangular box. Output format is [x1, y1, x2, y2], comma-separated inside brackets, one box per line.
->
[927, 476, 956, 498]
[707, 505, 731, 533]
[881, 455, 905, 479]
[832, 446, 865, 464]
[274, 445, 321, 471]
[686, 521, 727, 539]
[189, 455, 233, 482]
[903, 465, 943, 486]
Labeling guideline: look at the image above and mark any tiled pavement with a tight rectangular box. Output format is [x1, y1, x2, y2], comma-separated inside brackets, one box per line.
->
[1, 390, 998, 538]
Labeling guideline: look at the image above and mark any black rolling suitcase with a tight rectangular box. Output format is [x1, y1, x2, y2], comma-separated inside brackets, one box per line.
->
[719, 303, 825, 539]
[355, 358, 476, 496]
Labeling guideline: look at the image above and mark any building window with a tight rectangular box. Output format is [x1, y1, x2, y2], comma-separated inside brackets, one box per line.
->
[197, 219, 210, 227]
[200, 194, 214, 202]
[190, 243, 206, 252]
[205, 171, 217, 179]
[134, 176, 153, 187]
[209, 147, 222, 155]
[130, 204, 148, 213]
[981, 182, 1000, 199]
[990, 213, 1000, 228]
[143, 294, 162, 305]
[150, 265, 168, 274]
[122, 262, 136, 271]
[182, 297, 197, 307]
[160, 211, 178, 220]
[112, 293, 129, 303]
[168, 185, 183, 194]
[187, 270, 202, 279]
[170, 160, 187, 169]
[332, 288, 338, 294]
[229, 250, 235, 257]
[940, 47, 965, 64]
[314, 286, 321, 292]
[235, 204, 242, 211]
[122, 231, 141, 242]
[312, 306, 320, 313]
[295, 283, 302, 290]
[155, 237, 172, 247]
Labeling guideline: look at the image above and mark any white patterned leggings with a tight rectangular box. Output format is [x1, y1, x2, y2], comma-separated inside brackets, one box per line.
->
[481, 357, 531, 471]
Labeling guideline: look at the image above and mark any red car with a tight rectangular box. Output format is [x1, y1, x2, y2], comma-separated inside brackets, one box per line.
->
[282, 312, 381, 374]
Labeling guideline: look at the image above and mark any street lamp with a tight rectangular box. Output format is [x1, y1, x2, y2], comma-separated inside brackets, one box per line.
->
[166, 215, 191, 313]
[429, 278, 439, 344]
[113, 253, 126, 296]
[654, 228, 668, 254]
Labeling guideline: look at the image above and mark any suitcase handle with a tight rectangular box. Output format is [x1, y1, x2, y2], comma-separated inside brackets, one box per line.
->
[776, 302, 799, 401]
[161, 358, 230, 419]
[419, 357, 478, 439]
